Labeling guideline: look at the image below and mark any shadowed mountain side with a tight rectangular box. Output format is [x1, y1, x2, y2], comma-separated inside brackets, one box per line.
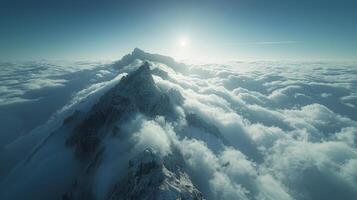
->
[66, 62, 179, 160]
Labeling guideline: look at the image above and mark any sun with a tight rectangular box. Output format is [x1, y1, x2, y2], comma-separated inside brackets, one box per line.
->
[179, 37, 189, 47]
[174, 36, 191, 60]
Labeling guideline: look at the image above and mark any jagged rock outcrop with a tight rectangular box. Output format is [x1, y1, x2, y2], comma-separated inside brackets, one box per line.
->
[108, 148, 204, 200]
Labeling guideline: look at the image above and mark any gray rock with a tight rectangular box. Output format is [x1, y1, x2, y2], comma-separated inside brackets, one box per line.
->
[108, 148, 204, 200]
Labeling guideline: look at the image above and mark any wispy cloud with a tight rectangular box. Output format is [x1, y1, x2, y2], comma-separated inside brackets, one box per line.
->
[253, 41, 300, 45]
[224, 40, 301, 46]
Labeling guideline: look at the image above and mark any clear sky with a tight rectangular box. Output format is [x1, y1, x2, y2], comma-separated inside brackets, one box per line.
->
[1, 0, 356, 62]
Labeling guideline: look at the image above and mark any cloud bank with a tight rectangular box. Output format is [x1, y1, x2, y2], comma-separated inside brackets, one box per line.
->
[148, 61, 357, 200]
[1, 60, 356, 200]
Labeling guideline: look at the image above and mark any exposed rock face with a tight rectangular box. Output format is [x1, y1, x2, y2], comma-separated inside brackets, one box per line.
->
[108, 148, 204, 200]
[66, 62, 178, 160]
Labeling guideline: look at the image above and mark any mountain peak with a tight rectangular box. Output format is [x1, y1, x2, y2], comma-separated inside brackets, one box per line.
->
[114, 48, 188, 74]
[119, 61, 155, 92]
[132, 47, 145, 55]
[133, 61, 151, 75]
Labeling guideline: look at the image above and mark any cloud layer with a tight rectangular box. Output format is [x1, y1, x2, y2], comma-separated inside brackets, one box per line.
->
[0, 61, 115, 147]
[1, 60, 356, 200]
[149, 61, 357, 200]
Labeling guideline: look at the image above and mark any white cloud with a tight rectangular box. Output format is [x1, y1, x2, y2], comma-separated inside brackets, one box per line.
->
[131, 118, 172, 156]
[333, 127, 357, 147]
[266, 140, 357, 199]
[255, 175, 293, 200]
[155, 61, 357, 199]
[2, 60, 357, 200]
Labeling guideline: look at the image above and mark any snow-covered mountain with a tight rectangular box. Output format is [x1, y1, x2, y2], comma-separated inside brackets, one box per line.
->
[0, 49, 210, 200]
[66, 62, 178, 159]
[1, 49, 357, 200]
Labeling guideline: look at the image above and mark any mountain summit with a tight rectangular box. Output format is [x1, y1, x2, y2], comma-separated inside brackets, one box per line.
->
[114, 48, 188, 74]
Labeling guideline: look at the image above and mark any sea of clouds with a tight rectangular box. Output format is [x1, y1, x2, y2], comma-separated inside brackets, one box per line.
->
[0, 60, 356, 200]
[0, 61, 115, 147]
[150, 61, 357, 200]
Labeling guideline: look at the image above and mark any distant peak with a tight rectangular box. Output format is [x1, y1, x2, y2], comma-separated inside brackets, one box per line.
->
[114, 48, 188, 74]
[132, 47, 145, 54]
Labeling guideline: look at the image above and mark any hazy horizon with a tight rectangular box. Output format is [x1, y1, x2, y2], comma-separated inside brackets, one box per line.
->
[2, 47, 357, 64]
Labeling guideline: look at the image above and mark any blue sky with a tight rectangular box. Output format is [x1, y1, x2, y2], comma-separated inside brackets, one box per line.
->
[1, 0, 356, 61]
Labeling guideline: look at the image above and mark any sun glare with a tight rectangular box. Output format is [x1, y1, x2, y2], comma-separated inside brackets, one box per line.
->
[174, 36, 192, 60]
[179, 37, 188, 47]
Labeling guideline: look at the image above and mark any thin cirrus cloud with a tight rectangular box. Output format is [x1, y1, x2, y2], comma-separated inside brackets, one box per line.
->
[224, 41, 301, 46]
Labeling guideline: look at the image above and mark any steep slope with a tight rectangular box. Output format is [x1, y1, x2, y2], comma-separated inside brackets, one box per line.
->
[66, 62, 178, 160]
